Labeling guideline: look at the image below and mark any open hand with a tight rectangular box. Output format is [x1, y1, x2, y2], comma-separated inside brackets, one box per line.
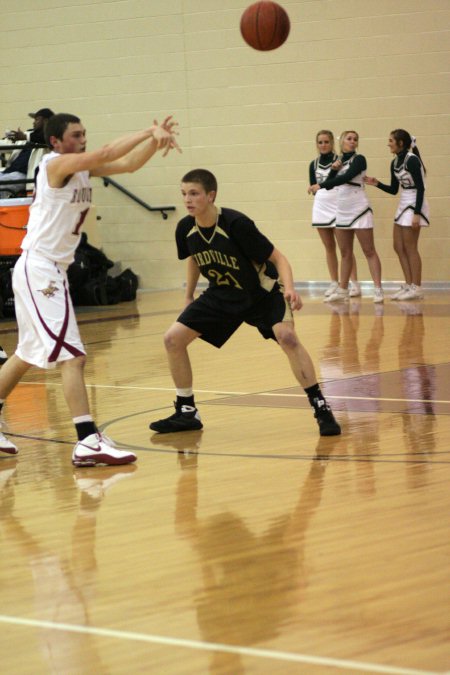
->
[5, 128, 26, 142]
[152, 116, 182, 156]
[285, 289, 302, 311]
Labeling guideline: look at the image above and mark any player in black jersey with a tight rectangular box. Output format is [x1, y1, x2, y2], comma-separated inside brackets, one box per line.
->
[365, 130, 429, 301]
[150, 169, 341, 437]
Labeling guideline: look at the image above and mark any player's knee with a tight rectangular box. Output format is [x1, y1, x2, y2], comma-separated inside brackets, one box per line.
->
[72, 354, 87, 369]
[61, 354, 87, 372]
[276, 328, 299, 351]
[164, 329, 181, 352]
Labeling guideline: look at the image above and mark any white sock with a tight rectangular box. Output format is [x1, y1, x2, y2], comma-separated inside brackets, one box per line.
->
[176, 388, 193, 398]
[73, 414, 94, 424]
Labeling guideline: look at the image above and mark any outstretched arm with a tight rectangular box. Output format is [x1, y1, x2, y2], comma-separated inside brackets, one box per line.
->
[364, 161, 399, 195]
[269, 248, 302, 311]
[92, 116, 181, 176]
[47, 117, 180, 186]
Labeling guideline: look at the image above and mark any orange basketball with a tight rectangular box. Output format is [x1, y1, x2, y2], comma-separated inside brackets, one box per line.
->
[240, 1, 290, 51]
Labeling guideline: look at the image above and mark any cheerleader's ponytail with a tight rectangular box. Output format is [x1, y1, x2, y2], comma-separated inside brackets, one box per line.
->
[391, 129, 426, 174]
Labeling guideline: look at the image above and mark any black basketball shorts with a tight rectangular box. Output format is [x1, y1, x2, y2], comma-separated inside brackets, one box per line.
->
[176, 288, 292, 348]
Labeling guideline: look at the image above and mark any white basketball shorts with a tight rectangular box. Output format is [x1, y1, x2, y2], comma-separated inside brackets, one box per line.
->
[13, 251, 86, 369]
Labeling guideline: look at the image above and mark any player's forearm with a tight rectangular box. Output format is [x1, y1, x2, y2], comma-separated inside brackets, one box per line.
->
[99, 129, 154, 164]
[185, 258, 200, 298]
[278, 262, 295, 292]
[119, 136, 159, 173]
[60, 128, 154, 178]
[270, 249, 295, 292]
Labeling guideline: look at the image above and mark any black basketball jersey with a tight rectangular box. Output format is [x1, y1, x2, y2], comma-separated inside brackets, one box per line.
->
[176, 207, 278, 309]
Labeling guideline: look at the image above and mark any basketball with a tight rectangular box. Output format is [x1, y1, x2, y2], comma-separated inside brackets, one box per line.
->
[240, 1, 290, 51]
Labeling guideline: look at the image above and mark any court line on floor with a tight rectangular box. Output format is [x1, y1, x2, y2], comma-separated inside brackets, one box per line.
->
[0, 615, 439, 675]
[18, 382, 247, 395]
[17, 382, 449, 405]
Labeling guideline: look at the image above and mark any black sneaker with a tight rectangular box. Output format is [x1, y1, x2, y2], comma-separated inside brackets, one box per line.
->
[313, 399, 341, 436]
[149, 403, 203, 434]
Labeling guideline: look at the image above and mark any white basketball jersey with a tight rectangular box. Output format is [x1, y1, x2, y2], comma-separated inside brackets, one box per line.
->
[21, 151, 92, 266]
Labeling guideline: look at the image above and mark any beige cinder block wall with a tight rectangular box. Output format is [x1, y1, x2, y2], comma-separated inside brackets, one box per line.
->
[1, 1, 448, 289]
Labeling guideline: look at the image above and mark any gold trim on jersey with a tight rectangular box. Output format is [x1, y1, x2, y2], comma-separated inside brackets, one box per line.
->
[193, 207, 222, 245]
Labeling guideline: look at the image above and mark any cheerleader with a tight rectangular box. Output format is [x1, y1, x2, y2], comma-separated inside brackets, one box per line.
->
[309, 130, 360, 299]
[365, 130, 429, 301]
[309, 130, 383, 303]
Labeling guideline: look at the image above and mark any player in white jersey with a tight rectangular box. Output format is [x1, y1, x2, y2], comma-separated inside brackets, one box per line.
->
[308, 131, 384, 304]
[309, 130, 360, 299]
[0, 112, 180, 464]
[365, 129, 429, 301]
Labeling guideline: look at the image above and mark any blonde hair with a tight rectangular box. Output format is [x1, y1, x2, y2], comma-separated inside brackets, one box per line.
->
[338, 130, 359, 152]
[316, 130, 335, 151]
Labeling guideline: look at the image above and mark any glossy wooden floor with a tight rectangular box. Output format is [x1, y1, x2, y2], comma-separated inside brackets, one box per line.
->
[0, 290, 449, 675]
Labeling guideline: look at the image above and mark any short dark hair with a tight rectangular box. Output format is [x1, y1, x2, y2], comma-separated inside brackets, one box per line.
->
[45, 113, 81, 146]
[181, 169, 217, 194]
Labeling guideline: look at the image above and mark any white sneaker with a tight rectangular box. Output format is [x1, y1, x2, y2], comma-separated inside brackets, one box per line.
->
[397, 284, 424, 301]
[325, 287, 349, 303]
[324, 281, 339, 297]
[0, 346, 7, 365]
[349, 281, 361, 297]
[72, 433, 137, 467]
[373, 287, 384, 303]
[0, 424, 18, 455]
[390, 284, 408, 300]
